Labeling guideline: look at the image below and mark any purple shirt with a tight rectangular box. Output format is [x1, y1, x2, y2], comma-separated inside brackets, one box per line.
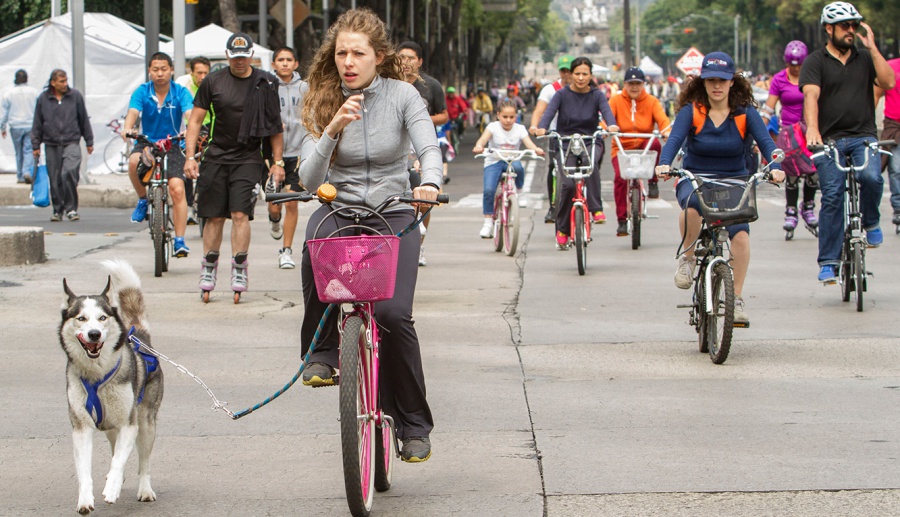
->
[768, 69, 804, 125]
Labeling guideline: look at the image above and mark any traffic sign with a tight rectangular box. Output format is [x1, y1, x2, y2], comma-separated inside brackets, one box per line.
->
[676, 47, 704, 75]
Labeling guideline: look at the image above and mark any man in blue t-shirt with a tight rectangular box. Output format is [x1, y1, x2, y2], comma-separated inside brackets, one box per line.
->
[123, 52, 195, 257]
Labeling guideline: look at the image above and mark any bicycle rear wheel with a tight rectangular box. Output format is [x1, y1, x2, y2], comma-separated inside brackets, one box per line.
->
[103, 137, 130, 174]
[696, 273, 710, 354]
[630, 183, 641, 250]
[374, 420, 396, 492]
[492, 191, 504, 252]
[340, 316, 375, 517]
[574, 207, 586, 276]
[840, 238, 852, 302]
[707, 262, 734, 364]
[151, 189, 166, 278]
[854, 242, 865, 312]
[505, 193, 520, 256]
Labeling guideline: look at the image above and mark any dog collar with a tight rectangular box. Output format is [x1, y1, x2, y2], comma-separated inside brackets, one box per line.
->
[128, 326, 159, 404]
[80, 357, 122, 427]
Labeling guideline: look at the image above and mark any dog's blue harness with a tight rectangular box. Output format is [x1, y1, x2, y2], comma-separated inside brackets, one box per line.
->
[81, 358, 121, 427]
[80, 327, 159, 427]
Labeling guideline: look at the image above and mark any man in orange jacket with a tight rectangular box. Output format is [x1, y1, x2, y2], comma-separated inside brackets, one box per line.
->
[607, 67, 671, 236]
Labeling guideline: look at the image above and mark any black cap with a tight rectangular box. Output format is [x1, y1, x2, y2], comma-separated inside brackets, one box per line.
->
[226, 32, 254, 58]
[624, 67, 646, 83]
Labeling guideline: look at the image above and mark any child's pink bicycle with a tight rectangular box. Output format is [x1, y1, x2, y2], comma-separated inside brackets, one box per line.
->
[475, 148, 543, 256]
[268, 186, 447, 517]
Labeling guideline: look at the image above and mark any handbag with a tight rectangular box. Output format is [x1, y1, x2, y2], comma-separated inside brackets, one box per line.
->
[31, 157, 50, 208]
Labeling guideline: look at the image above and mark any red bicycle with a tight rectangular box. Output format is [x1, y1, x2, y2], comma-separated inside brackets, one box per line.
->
[544, 131, 605, 275]
[609, 130, 664, 250]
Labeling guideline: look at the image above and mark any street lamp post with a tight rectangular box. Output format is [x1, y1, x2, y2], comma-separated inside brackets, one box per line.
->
[734, 14, 740, 64]
[635, 0, 641, 64]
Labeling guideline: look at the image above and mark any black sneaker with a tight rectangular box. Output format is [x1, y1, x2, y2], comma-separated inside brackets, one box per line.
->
[50, 213, 62, 222]
[616, 221, 628, 236]
[301, 362, 336, 387]
[648, 182, 660, 199]
[400, 437, 432, 463]
[893, 211, 900, 226]
[544, 207, 556, 224]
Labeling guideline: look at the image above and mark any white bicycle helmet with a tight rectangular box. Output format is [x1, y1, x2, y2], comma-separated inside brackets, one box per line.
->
[820, 2, 863, 25]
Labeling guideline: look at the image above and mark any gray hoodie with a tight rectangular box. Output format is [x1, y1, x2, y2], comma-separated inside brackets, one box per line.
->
[298, 75, 442, 210]
[277, 71, 308, 158]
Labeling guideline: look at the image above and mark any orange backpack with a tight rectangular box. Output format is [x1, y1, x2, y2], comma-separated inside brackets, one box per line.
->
[692, 102, 747, 139]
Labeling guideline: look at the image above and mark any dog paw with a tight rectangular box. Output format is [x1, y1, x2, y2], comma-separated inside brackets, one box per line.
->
[102, 476, 123, 504]
[76, 499, 94, 514]
[137, 486, 157, 502]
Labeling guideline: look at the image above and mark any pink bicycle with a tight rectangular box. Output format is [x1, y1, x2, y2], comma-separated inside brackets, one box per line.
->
[609, 130, 664, 250]
[475, 148, 543, 256]
[268, 187, 447, 517]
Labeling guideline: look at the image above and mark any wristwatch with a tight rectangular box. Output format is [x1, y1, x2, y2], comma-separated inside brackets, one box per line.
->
[274, 160, 285, 167]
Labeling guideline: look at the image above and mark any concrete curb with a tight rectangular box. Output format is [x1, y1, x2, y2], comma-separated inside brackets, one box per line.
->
[0, 226, 46, 266]
[0, 175, 136, 209]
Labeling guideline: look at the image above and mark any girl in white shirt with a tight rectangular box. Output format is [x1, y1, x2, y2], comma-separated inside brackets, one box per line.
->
[472, 100, 544, 238]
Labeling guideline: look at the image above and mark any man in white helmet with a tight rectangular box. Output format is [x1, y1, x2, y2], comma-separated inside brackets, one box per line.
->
[799, 1, 895, 284]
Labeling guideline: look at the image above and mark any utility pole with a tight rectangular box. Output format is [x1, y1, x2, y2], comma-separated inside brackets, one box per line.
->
[733, 14, 740, 65]
[623, 0, 632, 67]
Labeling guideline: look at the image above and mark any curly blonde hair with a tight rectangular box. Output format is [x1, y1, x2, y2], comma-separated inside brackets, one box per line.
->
[302, 8, 403, 139]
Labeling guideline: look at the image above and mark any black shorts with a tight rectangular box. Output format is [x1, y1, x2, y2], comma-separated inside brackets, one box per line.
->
[132, 139, 186, 183]
[282, 156, 302, 192]
[196, 161, 265, 220]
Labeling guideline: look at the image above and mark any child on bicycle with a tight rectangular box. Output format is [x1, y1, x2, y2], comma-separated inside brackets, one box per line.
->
[472, 100, 544, 238]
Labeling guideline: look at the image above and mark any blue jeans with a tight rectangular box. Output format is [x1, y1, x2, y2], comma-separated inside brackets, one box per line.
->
[889, 146, 900, 212]
[482, 160, 524, 215]
[10, 127, 34, 181]
[813, 136, 883, 266]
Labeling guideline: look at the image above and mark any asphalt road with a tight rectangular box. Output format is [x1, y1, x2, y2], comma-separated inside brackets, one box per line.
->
[2, 128, 900, 516]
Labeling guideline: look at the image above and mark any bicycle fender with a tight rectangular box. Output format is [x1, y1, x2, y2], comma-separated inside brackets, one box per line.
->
[704, 257, 730, 315]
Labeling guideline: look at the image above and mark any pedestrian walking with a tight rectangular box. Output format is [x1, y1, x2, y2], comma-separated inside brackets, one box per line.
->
[31, 69, 93, 222]
[1, 69, 39, 184]
[874, 57, 900, 228]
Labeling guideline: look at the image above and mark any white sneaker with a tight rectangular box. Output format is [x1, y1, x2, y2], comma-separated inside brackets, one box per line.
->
[279, 247, 295, 269]
[269, 218, 283, 240]
[733, 297, 749, 325]
[518, 195, 527, 208]
[418, 246, 427, 267]
[674, 255, 695, 289]
[419, 224, 427, 237]
[479, 220, 494, 239]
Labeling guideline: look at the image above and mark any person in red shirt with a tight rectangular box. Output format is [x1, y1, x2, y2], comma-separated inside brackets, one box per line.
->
[607, 67, 670, 236]
[445, 86, 469, 148]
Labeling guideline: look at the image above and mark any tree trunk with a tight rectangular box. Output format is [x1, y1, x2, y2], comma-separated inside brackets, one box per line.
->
[219, 0, 239, 32]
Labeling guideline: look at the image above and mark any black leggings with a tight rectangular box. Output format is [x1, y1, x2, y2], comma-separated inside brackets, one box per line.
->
[300, 204, 433, 441]
[785, 173, 818, 208]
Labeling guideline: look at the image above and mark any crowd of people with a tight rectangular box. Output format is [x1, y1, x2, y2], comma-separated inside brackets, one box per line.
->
[2, 0, 898, 467]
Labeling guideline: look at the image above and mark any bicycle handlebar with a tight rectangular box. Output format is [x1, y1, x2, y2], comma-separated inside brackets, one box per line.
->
[474, 149, 544, 162]
[809, 140, 895, 172]
[264, 187, 449, 208]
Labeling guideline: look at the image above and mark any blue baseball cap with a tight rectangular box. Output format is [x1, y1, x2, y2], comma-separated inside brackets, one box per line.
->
[700, 51, 735, 80]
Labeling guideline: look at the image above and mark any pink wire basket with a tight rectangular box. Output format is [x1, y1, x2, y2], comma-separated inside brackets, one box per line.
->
[308, 234, 401, 303]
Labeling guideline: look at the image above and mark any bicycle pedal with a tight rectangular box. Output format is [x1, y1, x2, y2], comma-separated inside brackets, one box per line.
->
[676, 304, 693, 309]
[732, 322, 750, 329]
[867, 271, 874, 277]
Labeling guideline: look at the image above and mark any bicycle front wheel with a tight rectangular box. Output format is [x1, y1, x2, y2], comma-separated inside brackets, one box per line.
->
[505, 193, 520, 256]
[631, 183, 641, 250]
[574, 207, 586, 276]
[374, 421, 396, 492]
[340, 316, 375, 517]
[151, 189, 166, 278]
[492, 191, 504, 252]
[854, 242, 865, 312]
[707, 262, 734, 364]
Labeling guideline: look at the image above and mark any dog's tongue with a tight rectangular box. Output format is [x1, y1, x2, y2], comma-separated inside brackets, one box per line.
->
[78, 334, 102, 354]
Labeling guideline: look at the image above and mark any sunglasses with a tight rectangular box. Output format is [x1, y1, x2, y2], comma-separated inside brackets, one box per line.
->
[836, 21, 860, 31]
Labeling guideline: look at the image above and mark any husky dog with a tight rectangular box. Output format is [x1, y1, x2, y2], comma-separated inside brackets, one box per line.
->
[60, 259, 163, 514]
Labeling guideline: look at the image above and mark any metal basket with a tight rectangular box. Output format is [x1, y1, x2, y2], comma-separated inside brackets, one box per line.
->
[695, 179, 758, 228]
[619, 150, 658, 180]
[308, 234, 400, 303]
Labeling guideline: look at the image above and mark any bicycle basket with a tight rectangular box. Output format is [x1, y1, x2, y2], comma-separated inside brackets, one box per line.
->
[619, 150, 658, 180]
[696, 179, 758, 228]
[137, 147, 156, 186]
[308, 234, 400, 303]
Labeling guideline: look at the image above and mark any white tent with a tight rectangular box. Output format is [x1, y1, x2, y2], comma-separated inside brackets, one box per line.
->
[0, 13, 163, 174]
[161, 24, 273, 73]
[640, 56, 664, 77]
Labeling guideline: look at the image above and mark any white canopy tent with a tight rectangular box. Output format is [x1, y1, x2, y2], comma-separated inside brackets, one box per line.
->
[161, 24, 273, 73]
[0, 13, 164, 173]
[639, 56, 664, 77]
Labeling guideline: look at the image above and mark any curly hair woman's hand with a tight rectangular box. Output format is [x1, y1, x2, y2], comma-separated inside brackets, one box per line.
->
[325, 94, 364, 139]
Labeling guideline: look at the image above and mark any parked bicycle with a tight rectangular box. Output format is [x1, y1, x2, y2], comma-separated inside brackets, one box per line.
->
[129, 132, 184, 278]
[103, 118, 132, 174]
[541, 130, 605, 275]
[608, 130, 664, 250]
[475, 148, 543, 256]
[666, 150, 784, 364]
[809, 140, 895, 312]
[267, 186, 448, 517]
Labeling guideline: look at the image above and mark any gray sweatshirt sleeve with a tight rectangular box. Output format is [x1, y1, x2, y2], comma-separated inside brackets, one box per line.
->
[297, 120, 338, 190]
[404, 89, 442, 187]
